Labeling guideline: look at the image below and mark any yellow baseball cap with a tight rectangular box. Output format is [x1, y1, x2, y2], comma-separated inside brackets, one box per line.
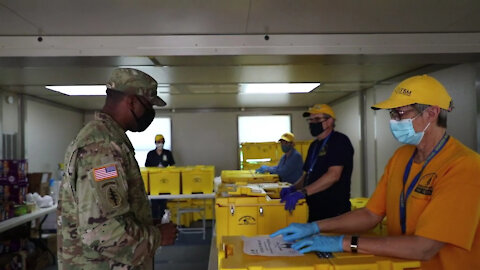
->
[155, 134, 164, 141]
[303, 104, 336, 119]
[279, 132, 295, 142]
[371, 75, 452, 111]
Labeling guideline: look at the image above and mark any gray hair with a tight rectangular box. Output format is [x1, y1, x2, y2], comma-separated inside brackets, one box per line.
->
[412, 102, 452, 128]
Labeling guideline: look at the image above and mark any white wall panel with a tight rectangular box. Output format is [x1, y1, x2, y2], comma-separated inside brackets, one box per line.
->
[25, 99, 84, 173]
[331, 94, 362, 197]
[428, 64, 477, 149]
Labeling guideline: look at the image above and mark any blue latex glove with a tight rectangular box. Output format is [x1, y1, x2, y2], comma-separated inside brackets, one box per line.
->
[270, 222, 320, 242]
[280, 186, 297, 202]
[255, 165, 269, 174]
[291, 235, 344, 254]
[284, 191, 305, 211]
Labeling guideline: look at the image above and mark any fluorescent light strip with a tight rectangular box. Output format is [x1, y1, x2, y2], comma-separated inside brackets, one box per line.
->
[46, 84, 171, 96]
[46, 85, 106, 96]
[245, 158, 272, 163]
[240, 83, 320, 94]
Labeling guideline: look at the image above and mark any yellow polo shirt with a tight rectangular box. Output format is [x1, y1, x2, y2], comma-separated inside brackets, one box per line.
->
[367, 137, 480, 270]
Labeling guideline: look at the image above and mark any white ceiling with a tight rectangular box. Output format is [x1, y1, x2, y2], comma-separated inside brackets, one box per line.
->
[1, 0, 480, 111]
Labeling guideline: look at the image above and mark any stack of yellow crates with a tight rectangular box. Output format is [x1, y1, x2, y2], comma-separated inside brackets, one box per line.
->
[141, 166, 216, 227]
[240, 142, 278, 170]
[167, 199, 193, 227]
[215, 176, 308, 248]
[240, 140, 313, 170]
[140, 165, 215, 195]
[191, 198, 214, 221]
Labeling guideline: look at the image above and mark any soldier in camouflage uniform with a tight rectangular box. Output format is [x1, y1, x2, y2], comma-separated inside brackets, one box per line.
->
[57, 68, 177, 269]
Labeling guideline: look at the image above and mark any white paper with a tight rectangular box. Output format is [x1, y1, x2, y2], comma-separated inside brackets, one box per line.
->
[242, 236, 302, 256]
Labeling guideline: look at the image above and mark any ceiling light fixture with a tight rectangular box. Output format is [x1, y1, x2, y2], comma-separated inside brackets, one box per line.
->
[46, 84, 171, 96]
[240, 83, 320, 94]
[45, 85, 106, 96]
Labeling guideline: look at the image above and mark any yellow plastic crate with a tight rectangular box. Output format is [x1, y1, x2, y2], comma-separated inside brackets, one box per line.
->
[167, 199, 193, 227]
[181, 166, 215, 194]
[219, 236, 420, 270]
[216, 182, 291, 198]
[241, 161, 278, 171]
[348, 197, 387, 236]
[149, 167, 181, 195]
[191, 198, 214, 221]
[221, 170, 279, 184]
[300, 140, 313, 161]
[215, 196, 308, 248]
[241, 142, 277, 161]
[140, 167, 149, 194]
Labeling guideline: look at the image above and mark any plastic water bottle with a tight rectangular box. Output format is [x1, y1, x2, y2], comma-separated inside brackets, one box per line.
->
[161, 209, 171, 224]
[49, 178, 56, 203]
[49, 178, 60, 204]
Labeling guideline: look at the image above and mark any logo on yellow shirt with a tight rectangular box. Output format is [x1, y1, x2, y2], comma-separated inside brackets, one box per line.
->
[414, 173, 437, 196]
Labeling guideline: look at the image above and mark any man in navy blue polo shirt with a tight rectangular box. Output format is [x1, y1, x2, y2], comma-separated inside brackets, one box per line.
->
[281, 104, 354, 222]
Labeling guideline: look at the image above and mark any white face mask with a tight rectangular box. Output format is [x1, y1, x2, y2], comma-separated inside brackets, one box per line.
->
[155, 143, 164, 149]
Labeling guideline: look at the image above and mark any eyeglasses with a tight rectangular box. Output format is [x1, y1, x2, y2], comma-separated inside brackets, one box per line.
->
[389, 108, 419, 121]
[306, 117, 329, 123]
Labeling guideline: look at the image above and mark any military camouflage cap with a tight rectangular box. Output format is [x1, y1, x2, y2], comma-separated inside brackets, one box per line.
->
[107, 68, 166, 106]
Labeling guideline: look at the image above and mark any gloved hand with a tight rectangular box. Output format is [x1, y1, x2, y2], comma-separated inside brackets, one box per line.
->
[255, 165, 269, 174]
[280, 186, 297, 201]
[270, 222, 320, 242]
[291, 235, 344, 254]
[284, 191, 305, 211]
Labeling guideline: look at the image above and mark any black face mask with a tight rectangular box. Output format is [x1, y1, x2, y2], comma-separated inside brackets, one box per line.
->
[309, 122, 324, 137]
[130, 97, 155, 132]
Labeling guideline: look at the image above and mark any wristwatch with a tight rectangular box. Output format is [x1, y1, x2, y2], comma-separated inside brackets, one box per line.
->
[350, 235, 359, 253]
[300, 188, 308, 197]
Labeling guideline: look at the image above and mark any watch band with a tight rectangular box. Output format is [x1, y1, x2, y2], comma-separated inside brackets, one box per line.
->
[301, 188, 308, 197]
[350, 235, 359, 253]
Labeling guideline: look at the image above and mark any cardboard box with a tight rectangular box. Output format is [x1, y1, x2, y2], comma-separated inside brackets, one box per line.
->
[0, 160, 28, 185]
[27, 173, 51, 196]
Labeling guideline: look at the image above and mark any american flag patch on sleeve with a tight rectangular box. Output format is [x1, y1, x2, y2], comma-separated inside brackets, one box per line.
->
[93, 164, 118, 181]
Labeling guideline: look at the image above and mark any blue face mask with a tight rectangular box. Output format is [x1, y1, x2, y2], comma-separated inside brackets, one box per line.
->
[389, 118, 431, 145]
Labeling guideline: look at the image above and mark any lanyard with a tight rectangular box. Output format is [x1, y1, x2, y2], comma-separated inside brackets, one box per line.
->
[399, 133, 449, 234]
[308, 133, 332, 173]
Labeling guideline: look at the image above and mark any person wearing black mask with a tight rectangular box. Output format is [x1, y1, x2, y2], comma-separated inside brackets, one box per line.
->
[280, 104, 354, 222]
[58, 68, 177, 269]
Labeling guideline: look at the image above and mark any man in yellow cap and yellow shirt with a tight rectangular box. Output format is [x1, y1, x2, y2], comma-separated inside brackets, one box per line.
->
[255, 132, 304, 184]
[271, 75, 480, 270]
[280, 104, 354, 221]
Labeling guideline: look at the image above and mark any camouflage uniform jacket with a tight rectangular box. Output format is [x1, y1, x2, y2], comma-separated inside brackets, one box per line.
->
[57, 112, 161, 270]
